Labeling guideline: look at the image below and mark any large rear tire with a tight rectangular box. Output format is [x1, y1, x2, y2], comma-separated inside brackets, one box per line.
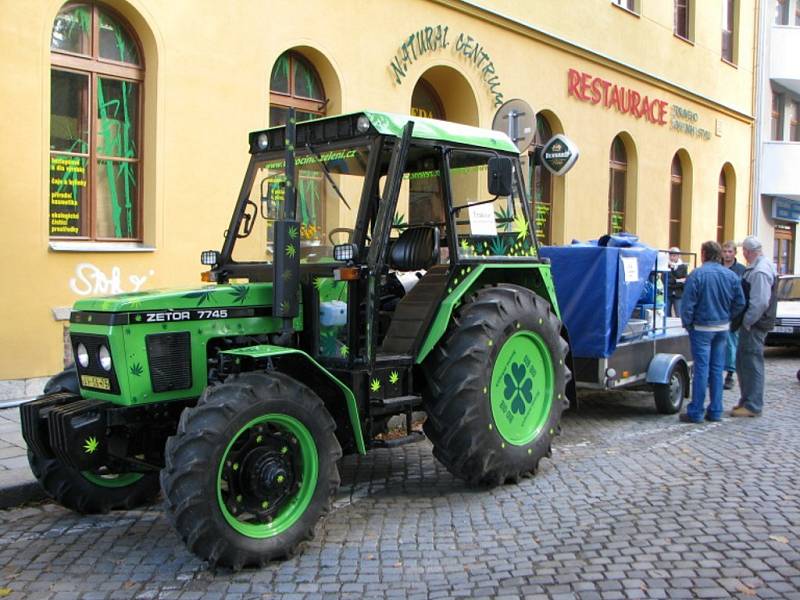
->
[423, 284, 569, 487]
[26, 368, 160, 513]
[161, 372, 342, 569]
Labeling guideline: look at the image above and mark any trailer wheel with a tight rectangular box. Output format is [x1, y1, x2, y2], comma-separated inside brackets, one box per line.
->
[653, 366, 686, 414]
[161, 372, 341, 569]
[26, 368, 160, 513]
[423, 284, 569, 487]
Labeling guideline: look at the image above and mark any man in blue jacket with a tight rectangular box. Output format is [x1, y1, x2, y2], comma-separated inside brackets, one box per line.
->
[680, 241, 746, 423]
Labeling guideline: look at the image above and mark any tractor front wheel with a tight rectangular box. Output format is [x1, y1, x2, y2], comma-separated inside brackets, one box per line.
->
[161, 372, 342, 569]
[423, 284, 570, 487]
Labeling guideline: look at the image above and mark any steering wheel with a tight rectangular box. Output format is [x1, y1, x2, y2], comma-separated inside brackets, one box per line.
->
[328, 227, 355, 245]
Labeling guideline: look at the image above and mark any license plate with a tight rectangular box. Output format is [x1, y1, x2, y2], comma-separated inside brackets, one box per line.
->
[81, 374, 111, 390]
[772, 326, 794, 333]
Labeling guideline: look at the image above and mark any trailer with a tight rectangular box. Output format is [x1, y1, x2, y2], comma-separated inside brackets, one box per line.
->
[541, 238, 693, 414]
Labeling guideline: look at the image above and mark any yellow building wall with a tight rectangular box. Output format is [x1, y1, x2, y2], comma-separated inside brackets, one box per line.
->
[0, 0, 756, 380]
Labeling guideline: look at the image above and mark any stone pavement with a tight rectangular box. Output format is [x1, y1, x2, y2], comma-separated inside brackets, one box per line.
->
[0, 349, 798, 599]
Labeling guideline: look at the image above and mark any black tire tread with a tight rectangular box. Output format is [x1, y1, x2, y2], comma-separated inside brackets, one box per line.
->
[423, 284, 569, 487]
[160, 371, 342, 569]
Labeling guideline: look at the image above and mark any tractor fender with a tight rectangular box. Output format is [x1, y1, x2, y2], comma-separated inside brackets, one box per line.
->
[646, 353, 689, 391]
[219, 345, 366, 454]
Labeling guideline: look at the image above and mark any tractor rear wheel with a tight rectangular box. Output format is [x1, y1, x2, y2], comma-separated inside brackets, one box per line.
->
[423, 284, 569, 487]
[161, 372, 341, 569]
[26, 368, 160, 513]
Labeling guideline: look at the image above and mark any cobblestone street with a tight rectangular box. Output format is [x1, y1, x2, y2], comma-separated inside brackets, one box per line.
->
[0, 349, 798, 599]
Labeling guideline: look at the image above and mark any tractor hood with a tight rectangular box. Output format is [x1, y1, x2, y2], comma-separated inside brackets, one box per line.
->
[72, 283, 274, 313]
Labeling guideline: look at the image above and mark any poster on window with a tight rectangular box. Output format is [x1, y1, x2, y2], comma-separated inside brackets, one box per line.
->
[49, 155, 86, 236]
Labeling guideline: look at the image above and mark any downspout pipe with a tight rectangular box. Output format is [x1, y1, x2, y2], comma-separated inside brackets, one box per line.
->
[751, 0, 767, 238]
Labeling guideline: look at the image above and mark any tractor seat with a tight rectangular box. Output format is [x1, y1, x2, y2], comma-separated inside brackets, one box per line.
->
[388, 226, 440, 272]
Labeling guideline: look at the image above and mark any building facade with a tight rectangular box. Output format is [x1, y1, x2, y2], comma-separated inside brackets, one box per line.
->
[0, 0, 758, 383]
[754, 0, 800, 274]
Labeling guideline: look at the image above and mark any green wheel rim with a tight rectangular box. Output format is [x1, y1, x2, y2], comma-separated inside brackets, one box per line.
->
[81, 471, 143, 488]
[217, 413, 318, 538]
[490, 330, 554, 446]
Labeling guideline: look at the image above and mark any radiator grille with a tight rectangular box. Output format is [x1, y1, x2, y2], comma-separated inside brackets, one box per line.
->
[146, 332, 192, 393]
[777, 317, 800, 327]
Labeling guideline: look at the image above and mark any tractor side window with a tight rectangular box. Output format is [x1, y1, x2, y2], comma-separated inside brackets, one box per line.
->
[449, 150, 535, 260]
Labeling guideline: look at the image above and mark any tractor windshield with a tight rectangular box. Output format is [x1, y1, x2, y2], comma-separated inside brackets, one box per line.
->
[232, 143, 373, 263]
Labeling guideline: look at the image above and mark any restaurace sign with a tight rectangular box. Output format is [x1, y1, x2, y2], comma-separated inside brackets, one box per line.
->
[388, 25, 505, 107]
[567, 68, 711, 140]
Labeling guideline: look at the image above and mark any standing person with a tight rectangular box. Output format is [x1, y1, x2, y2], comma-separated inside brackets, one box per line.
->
[667, 247, 688, 317]
[721, 241, 746, 390]
[679, 241, 745, 423]
[731, 236, 778, 418]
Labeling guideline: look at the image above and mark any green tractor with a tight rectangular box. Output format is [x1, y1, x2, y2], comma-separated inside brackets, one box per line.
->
[22, 110, 574, 568]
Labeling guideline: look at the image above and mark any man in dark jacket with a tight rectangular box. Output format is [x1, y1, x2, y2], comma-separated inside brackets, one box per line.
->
[731, 236, 778, 417]
[721, 241, 746, 390]
[680, 241, 746, 423]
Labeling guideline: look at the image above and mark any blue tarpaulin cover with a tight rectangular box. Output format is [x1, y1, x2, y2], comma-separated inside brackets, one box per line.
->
[539, 235, 658, 358]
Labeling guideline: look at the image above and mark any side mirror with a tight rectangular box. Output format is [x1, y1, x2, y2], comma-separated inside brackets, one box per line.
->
[487, 157, 513, 197]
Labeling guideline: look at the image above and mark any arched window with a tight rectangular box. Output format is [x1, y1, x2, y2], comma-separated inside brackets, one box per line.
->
[717, 170, 727, 243]
[608, 137, 627, 234]
[533, 115, 553, 245]
[670, 155, 683, 248]
[50, 2, 143, 240]
[269, 51, 326, 125]
[411, 79, 445, 120]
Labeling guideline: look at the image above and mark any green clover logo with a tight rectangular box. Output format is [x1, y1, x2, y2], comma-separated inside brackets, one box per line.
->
[503, 362, 533, 415]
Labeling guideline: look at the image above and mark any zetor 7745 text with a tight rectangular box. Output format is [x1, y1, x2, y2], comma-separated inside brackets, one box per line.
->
[22, 111, 574, 569]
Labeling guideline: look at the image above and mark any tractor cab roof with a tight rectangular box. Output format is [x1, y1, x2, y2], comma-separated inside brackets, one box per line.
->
[248, 110, 520, 155]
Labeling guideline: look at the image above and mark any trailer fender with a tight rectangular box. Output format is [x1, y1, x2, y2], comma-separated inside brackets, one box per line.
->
[646, 353, 689, 394]
[219, 345, 366, 454]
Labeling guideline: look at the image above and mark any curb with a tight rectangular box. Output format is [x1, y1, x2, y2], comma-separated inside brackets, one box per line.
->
[0, 480, 46, 510]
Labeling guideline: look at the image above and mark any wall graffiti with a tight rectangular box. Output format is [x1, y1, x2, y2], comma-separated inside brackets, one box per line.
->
[69, 262, 154, 296]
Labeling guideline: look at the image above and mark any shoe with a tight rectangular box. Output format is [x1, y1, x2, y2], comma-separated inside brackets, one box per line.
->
[705, 413, 722, 422]
[723, 373, 735, 390]
[730, 406, 760, 418]
[679, 413, 703, 424]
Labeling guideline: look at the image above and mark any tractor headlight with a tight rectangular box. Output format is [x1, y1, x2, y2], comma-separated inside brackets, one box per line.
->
[201, 250, 219, 266]
[98, 345, 113, 372]
[76, 343, 89, 368]
[256, 133, 269, 150]
[356, 115, 371, 133]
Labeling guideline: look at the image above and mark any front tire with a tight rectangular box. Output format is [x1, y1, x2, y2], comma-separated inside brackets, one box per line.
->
[161, 372, 342, 569]
[423, 284, 570, 487]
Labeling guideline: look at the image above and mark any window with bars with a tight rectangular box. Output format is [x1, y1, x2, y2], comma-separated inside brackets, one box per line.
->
[675, 0, 691, 40]
[722, 0, 736, 63]
[49, 2, 143, 241]
[612, 0, 638, 13]
[608, 137, 627, 235]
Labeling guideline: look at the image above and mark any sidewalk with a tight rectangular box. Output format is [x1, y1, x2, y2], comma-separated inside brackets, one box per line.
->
[0, 404, 45, 509]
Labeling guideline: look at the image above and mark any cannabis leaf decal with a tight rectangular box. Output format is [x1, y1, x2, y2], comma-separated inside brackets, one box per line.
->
[503, 362, 534, 415]
[370, 378, 381, 393]
[513, 214, 529, 241]
[288, 225, 299, 240]
[285, 244, 297, 258]
[389, 371, 399, 385]
[228, 285, 249, 304]
[83, 436, 99, 454]
[339, 344, 350, 358]
[183, 289, 215, 306]
[130, 363, 143, 377]
[490, 236, 508, 256]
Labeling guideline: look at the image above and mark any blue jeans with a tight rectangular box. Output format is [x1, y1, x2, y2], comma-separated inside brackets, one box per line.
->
[725, 330, 739, 373]
[687, 329, 727, 421]
[736, 327, 767, 413]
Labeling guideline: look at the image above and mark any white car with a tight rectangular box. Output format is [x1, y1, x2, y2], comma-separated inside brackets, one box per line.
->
[766, 275, 800, 347]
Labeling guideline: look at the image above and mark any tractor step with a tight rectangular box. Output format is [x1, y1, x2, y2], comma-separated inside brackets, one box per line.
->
[369, 394, 422, 416]
[372, 430, 425, 449]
